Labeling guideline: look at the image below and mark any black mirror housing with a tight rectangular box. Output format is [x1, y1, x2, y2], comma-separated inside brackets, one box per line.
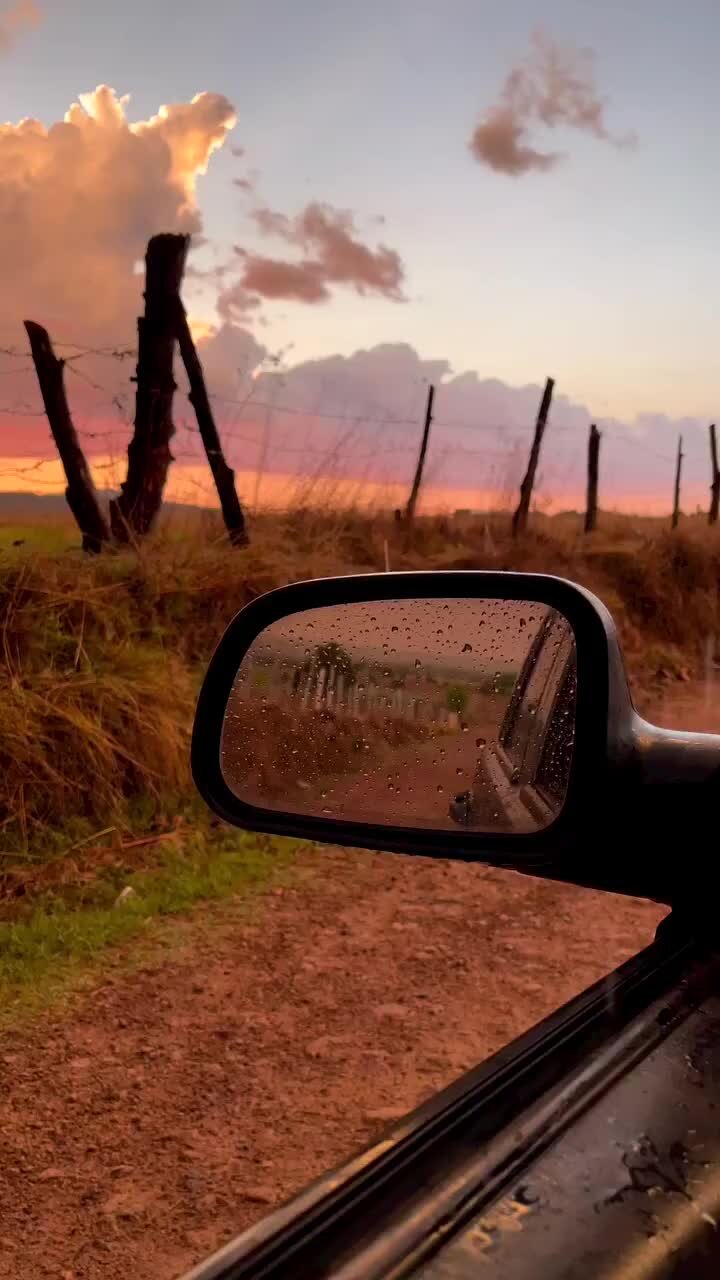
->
[192, 571, 720, 909]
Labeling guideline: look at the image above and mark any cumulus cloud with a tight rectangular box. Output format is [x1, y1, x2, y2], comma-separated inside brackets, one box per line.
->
[470, 30, 635, 175]
[0, 85, 235, 338]
[0, 0, 41, 52]
[0, 81, 411, 491]
[230, 344, 710, 512]
[229, 200, 406, 306]
[2, 315, 708, 515]
[0, 85, 239, 458]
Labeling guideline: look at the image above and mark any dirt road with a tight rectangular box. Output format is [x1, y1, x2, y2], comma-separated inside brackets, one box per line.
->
[0, 681, 714, 1280]
[0, 848, 663, 1280]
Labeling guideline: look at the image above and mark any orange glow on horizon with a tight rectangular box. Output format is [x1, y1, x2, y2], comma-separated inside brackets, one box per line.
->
[0, 455, 710, 519]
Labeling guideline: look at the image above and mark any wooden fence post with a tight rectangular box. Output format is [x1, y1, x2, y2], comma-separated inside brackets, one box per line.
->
[110, 233, 189, 541]
[175, 306, 249, 546]
[24, 321, 110, 553]
[512, 377, 554, 537]
[672, 435, 683, 530]
[584, 423, 601, 533]
[709, 424, 719, 526]
[404, 384, 435, 524]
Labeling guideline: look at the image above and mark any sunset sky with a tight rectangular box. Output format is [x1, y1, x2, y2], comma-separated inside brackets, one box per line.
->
[0, 0, 717, 512]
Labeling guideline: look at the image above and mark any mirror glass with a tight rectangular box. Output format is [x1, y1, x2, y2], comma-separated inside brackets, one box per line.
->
[220, 598, 577, 835]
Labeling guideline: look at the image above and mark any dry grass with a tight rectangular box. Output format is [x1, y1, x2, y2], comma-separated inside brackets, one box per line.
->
[223, 701, 431, 803]
[1, 505, 719, 866]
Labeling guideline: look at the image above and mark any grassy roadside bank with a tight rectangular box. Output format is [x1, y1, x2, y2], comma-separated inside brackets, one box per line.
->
[0, 811, 299, 1021]
[0, 507, 718, 1008]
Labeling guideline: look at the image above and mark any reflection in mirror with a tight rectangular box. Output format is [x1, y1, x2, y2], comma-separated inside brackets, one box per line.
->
[221, 599, 577, 835]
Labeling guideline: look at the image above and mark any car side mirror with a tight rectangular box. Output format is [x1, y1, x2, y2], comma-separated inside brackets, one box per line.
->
[192, 571, 720, 909]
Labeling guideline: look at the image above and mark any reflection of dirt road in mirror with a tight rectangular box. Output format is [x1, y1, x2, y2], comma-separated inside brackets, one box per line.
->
[301, 730, 495, 831]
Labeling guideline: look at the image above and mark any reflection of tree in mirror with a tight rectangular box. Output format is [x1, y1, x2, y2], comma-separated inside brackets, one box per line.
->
[291, 641, 358, 704]
[445, 684, 469, 715]
[250, 667, 271, 691]
[308, 642, 357, 685]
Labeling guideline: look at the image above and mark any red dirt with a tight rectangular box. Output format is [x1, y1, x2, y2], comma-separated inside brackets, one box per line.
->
[0, 846, 663, 1280]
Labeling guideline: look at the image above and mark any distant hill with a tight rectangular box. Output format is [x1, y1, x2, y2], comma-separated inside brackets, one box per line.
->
[0, 491, 214, 520]
[0, 491, 70, 516]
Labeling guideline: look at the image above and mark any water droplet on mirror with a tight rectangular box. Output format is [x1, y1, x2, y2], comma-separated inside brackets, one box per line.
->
[462, 643, 473, 653]
[476, 737, 486, 748]
[415, 659, 422, 669]
[437, 785, 444, 794]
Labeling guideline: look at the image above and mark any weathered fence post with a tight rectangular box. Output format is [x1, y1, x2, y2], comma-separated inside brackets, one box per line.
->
[512, 377, 554, 537]
[404, 384, 435, 525]
[584, 423, 601, 534]
[175, 306, 249, 547]
[672, 435, 683, 530]
[110, 234, 189, 540]
[709, 424, 719, 526]
[24, 321, 110, 553]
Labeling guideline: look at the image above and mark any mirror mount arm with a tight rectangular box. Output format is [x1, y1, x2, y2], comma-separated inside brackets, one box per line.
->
[617, 714, 720, 923]
[632, 714, 720, 787]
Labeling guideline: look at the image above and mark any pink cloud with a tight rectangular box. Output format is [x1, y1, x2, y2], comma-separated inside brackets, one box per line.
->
[470, 30, 636, 176]
[0, 0, 41, 53]
[236, 200, 406, 304]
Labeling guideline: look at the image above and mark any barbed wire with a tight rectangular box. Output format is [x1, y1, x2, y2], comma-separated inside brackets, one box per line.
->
[0, 338, 713, 512]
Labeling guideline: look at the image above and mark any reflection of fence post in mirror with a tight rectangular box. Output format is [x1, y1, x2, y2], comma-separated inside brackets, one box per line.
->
[221, 599, 577, 835]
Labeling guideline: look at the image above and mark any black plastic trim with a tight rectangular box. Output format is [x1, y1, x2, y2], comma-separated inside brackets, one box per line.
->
[192, 571, 612, 874]
[180, 931, 704, 1280]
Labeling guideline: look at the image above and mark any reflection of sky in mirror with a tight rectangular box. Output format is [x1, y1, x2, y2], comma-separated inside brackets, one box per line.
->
[249, 599, 561, 678]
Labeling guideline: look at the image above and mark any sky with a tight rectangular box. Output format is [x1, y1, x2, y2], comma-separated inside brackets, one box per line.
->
[0, 0, 718, 512]
[251, 598, 551, 676]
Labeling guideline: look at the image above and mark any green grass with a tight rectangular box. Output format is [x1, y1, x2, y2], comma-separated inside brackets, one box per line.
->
[0, 819, 300, 1022]
[0, 522, 78, 552]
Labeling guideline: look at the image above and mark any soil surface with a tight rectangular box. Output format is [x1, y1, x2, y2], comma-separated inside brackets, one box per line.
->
[0, 681, 713, 1280]
[0, 849, 663, 1280]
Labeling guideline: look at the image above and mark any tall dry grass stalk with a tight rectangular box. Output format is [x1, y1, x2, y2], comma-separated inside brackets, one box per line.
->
[1, 507, 718, 861]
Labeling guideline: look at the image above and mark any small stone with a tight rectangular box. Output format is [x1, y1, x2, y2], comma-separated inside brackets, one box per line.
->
[364, 1107, 407, 1124]
[243, 1185, 275, 1205]
[37, 1167, 64, 1182]
[114, 886, 138, 908]
[305, 1036, 330, 1059]
[372, 1003, 408, 1020]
